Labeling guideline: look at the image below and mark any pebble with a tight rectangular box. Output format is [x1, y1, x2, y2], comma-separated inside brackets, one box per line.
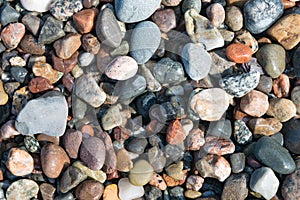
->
[292, 86, 300, 114]
[40, 183, 56, 200]
[225, 43, 252, 64]
[196, 154, 231, 182]
[60, 166, 87, 193]
[53, 51, 79, 74]
[1, 23, 25, 51]
[38, 16, 66, 44]
[73, 8, 98, 34]
[105, 56, 138, 80]
[0, 4, 20, 26]
[256, 75, 273, 94]
[110, 40, 130, 57]
[225, 6, 243, 31]
[248, 118, 282, 136]
[234, 120, 252, 144]
[254, 136, 296, 174]
[272, 74, 290, 98]
[202, 136, 235, 155]
[182, 0, 202, 13]
[130, 21, 161, 64]
[63, 129, 82, 159]
[41, 143, 70, 178]
[22, 14, 43, 36]
[20, 0, 52, 12]
[145, 185, 163, 200]
[80, 136, 106, 170]
[234, 29, 259, 53]
[250, 167, 279, 200]
[75, 180, 104, 200]
[96, 7, 122, 48]
[162, 0, 182, 6]
[19, 34, 45, 55]
[101, 104, 123, 130]
[240, 90, 269, 117]
[53, 33, 81, 59]
[190, 88, 229, 121]
[207, 119, 232, 139]
[0, 80, 8, 105]
[115, 0, 161, 23]
[184, 9, 224, 51]
[152, 9, 176, 33]
[256, 44, 286, 78]
[163, 173, 186, 187]
[83, 0, 100, 8]
[28, 77, 54, 93]
[282, 119, 300, 154]
[129, 159, 154, 186]
[165, 161, 185, 181]
[82, 34, 101, 54]
[127, 137, 148, 154]
[5, 179, 39, 200]
[166, 120, 186, 145]
[0, 120, 20, 141]
[243, 0, 284, 34]
[149, 173, 167, 190]
[185, 190, 202, 199]
[186, 128, 205, 150]
[32, 62, 63, 84]
[206, 3, 225, 28]
[6, 148, 33, 176]
[208, 49, 235, 75]
[181, 43, 212, 81]
[219, 71, 260, 98]
[230, 153, 245, 173]
[186, 175, 204, 191]
[148, 146, 166, 172]
[118, 178, 144, 200]
[267, 14, 300, 50]
[12, 86, 32, 115]
[73, 161, 107, 183]
[15, 91, 68, 136]
[103, 184, 119, 200]
[221, 173, 249, 200]
[50, 0, 83, 21]
[281, 159, 300, 200]
[266, 98, 296, 122]
[116, 148, 133, 172]
[169, 186, 185, 200]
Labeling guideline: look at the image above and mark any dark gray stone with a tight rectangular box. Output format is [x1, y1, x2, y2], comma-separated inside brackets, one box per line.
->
[256, 75, 273, 94]
[207, 119, 232, 139]
[221, 173, 249, 200]
[230, 153, 245, 173]
[60, 166, 87, 193]
[282, 119, 300, 154]
[38, 16, 66, 44]
[0, 3, 20, 26]
[293, 45, 300, 77]
[145, 186, 163, 200]
[126, 137, 148, 154]
[182, 0, 202, 13]
[10, 66, 28, 83]
[169, 186, 185, 200]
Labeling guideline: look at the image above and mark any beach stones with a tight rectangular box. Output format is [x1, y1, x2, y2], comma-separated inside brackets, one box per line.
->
[266, 98, 296, 122]
[38, 16, 65, 44]
[118, 178, 144, 200]
[240, 90, 269, 117]
[225, 6, 243, 31]
[225, 43, 252, 63]
[206, 3, 225, 28]
[152, 9, 176, 33]
[6, 148, 34, 176]
[20, 0, 52, 12]
[282, 119, 300, 154]
[221, 173, 248, 200]
[281, 159, 300, 200]
[234, 120, 252, 145]
[105, 56, 138, 81]
[6, 179, 39, 200]
[0, 4, 20, 26]
[202, 136, 235, 155]
[50, 0, 83, 21]
[73, 8, 98, 34]
[248, 118, 282, 136]
[1, 23, 25, 51]
[243, 0, 284, 34]
[53, 33, 81, 59]
[129, 160, 154, 186]
[60, 166, 87, 193]
[75, 180, 104, 200]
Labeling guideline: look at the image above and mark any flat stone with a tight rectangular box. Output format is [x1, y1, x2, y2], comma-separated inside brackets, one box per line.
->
[20, 0, 52, 12]
[185, 190, 202, 199]
[240, 90, 269, 117]
[103, 184, 119, 200]
[233, 120, 253, 145]
[1, 23, 25, 51]
[248, 118, 282, 136]
[118, 178, 144, 199]
[129, 159, 154, 186]
[221, 173, 249, 200]
[38, 16, 65, 44]
[225, 43, 252, 64]
[0, 3, 20, 26]
[266, 98, 296, 122]
[282, 119, 300, 154]
[73, 8, 97, 34]
[105, 56, 138, 81]
[6, 148, 34, 176]
[15, 91, 68, 136]
[225, 6, 243, 31]
[50, 0, 83, 21]
[53, 33, 81, 59]
[75, 180, 104, 200]
[5, 179, 39, 200]
[202, 136, 235, 155]
[152, 9, 176, 33]
[60, 166, 87, 193]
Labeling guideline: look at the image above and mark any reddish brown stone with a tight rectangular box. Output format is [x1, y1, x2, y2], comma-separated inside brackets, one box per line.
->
[282, 0, 296, 9]
[272, 74, 290, 98]
[52, 51, 79, 74]
[53, 33, 82, 59]
[63, 129, 82, 159]
[19, 34, 45, 55]
[152, 9, 176, 33]
[226, 43, 252, 63]
[0, 120, 21, 141]
[37, 134, 60, 145]
[40, 183, 56, 200]
[113, 127, 131, 141]
[28, 77, 54, 93]
[163, 171, 187, 187]
[80, 124, 94, 137]
[75, 180, 104, 200]
[1, 23, 25, 50]
[166, 119, 186, 145]
[240, 90, 269, 117]
[186, 128, 205, 151]
[82, 34, 101, 54]
[149, 173, 167, 190]
[6, 148, 34, 176]
[73, 8, 98, 34]
[62, 73, 75, 92]
[32, 153, 42, 174]
[202, 136, 235, 155]
[248, 118, 282, 136]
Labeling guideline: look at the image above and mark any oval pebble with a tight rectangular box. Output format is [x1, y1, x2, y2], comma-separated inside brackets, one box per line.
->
[105, 56, 138, 81]
[6, 148, 34, 176]
[266, 98, 296, 122]
[6, 179, 39, 200]
[20, 0, 52, 12]
[129, 159, 154, 186]
[118, 178, 144, 200]
[225, 43, 252, 64]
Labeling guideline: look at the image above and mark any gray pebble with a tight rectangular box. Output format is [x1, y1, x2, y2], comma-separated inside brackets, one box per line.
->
[182, 0, 202, 13]
[230, 153, 245, 173]
[0, 3, 20, 26]
[38, 16, 66, 44]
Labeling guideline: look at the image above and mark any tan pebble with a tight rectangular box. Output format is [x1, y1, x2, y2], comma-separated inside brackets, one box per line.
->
[6, 148, 34, 176]
[267, 98, 296, 122]
[116, 148, 133, 172]
[185, 190, 202, 199]
[248, 118, 282, 136]
[103, 184, 120, 200]
[0, 80, 8, 105]
[32, 62, 63, 84]
[272, 74, 290, 98]
[186, 175, 204, 191]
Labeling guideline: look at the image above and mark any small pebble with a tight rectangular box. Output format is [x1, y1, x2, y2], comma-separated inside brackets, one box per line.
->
[256, 75, 273, 94]
[103, 184, 120, 200]
[272, 74, 290, 98]
[20, 34, 46, 55]
[248, 118, 282, 136]
[1, 23, 25, 50]
[206, 3, 225, 28]
[165, 161, 185, 181]
[32, 62, 63, 84]
[82, 33, 101, 54]
[221, 173, 249, 200]
[230, 153, 245, 173]
[281, 159, 300, 200]
[166, 119, 186, 145]
[105, 56, 138, 81]
[240, 90, 269, 117]
[185, 128, 205, 150]
[225, 43, 252, 64]
[54, 33, 82, 59]
[63, 129, 82, 159]
[21, 14, 43, 36]
[60, 166, 87, 193]
[101, 104, 123, 130]
[149, 173, 167, 190]
[234, 29, 258, 53]
[6, 148, 34, 176]
[186, 175, 204, 191]
[225, 6, 243, 31]
[28, 77, 54, 93]
[75, 180, 104, 200]
[73, 161, 107, 183]
[118, 178, 144, 200]
[0, 120, 20, 141]
[266, 98, 296, 122]
[40, 183, 56, 200]
[182, 0, 202, 14]
[152, 9, 177, 33]
[50, 0, 83, 21]
[234, 120, 253, 145]
[38, 16, 66, 44]
[202, 136, 235, 155]
[0, 4, 20, 26]
[73, 8, 98, 34]
[0, 80, 8, 105]
[162, 0, 182, 6]
[129, 159, 154, 186]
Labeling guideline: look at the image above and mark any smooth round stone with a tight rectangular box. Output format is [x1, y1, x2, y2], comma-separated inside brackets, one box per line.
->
[291, 86, 300, 113]
[225, 43, 252, 64]
[127, 137, 148, 154]
[182, 0, 202, 13]
[267, 98, 296, 122]
[129, 159, 154, 186]
[118, 178, 144, 199]
[60, 166, 87, 193]
[221, 173, 248, 200]
[38, 16, 66, 44]
[0, 4, 20, 26]
[82, 34, 101, 55]
[105, 56, 138, 81]
[254, 136, 296, 174]
[230, 153, 245, 173]
[130, 21, 161, 64]
[78, 52, 94, 67]
[116, 148, 133, 172]
[53, 33, 82, 60]
[75, 180, 104, 200]
[181, 43, 212, 81]
[73, 8, 97, 34]
[234, 120, 252, 145]
[256, 75, 273, 94]
[6, 148, 34, 176]
[50, 0, 83, 21]
[282, 119, 300, 154]
[20, 0, 52, 12]
[165, 161, 185, 180]
[115, 0, 160, 23]
[243, 0, 284, 34]
[152, 9, 176, 33]
[5, 179, 39, 200]
[202, 136, 235, 155]
[240, 90, 269, 117]
[103, 184, 119, 200]
[206, 3, 225, 28]
[148, 146, 166, 173]
[207, 119, 232, 139]
[1, 23, 25, 51]
[190, 88, 229, 121]
[256, 44, 286, 78]
[186, 128, 205, 150]
[281, 159, 300, 200]
[248, 117, 282, 136]
[225, 6, 243, 31]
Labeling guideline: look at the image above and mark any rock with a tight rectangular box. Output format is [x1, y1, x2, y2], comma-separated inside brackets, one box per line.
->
[54, 193, 75, 200]
[254, 136, 296, 174]
[207, 119, 232, 139]
[162, 0, 182, 6]
[240, 90, 269, 117]
[148, 146, 166, 172]
[60, 166, 87, 193]
[21, 14, 43, 36]
[185, 9, 224, 51]
[0, 4, 20, 26]
[5, 179, 39, 200]
[38, 16, 65, 44]
[20, 0, 52, 12]
[118, 178, 144, 200]
[145, 185, 163, 200]
[0, 80, 8, 106]
[105, 56, 138, 80]
[233, 120, 252, 145]
[243, 0, 284, 34]
[129, 159, 154, 186]
[196, 154, 231, 182]
[221, 173, 248, 200]
[182, 0, 202, 13]
[185, 128, 205, 150]
[224, 6, 243, 31]
[165, 161, 185, 181]
[115, 0, 161, 23]
[256, 75, 273, 94]
[83, 0, 100, 8]
[152, 9, 176, 33]
[267, 14, 300, 50]
[32, 62, 63, 84]
[73, 8, 97, 34]
[101, 104, 122, 130]
[63, 129, 82, 159]
[82, 34, 101, 54]
[149, 173, 167, 190]
[73, 161, 107, 183]
[15, 91, 68, 136]
[248, 118, 282, 136]
[96, 7, 122, 48]
[6, 148, 34, 176]
[186, 175, 204, 191]
[266, 98, 296, 122]
[1, 23, 25, 50]
[54, 33, 81, 59]
[40, 183, 56, 200]
[256, 44, 286, 78]
[281, 159, 300, 200]
[272, 74, 290, 98]
[230, 153, 245, 173]
[169, 187, 185, 200]
[50, 0, 83, 21]
[52, 51, 79, 74]
[250, 167, 279, 200]
[103, 184, 119, 200]
[75, 180, 104, 200]
[0, 120, 20, 141]
[282, 119, 300, 154]
[190, 88, 229, 121]
[110, 40, 130, 57]
[28, 77, 53, 93]
[225, 43, 252, 64]
[206, 3, 225, 28]
[219, 71, 260, 97]
[19, 34, 45, 55]
[202, 136, 235, 155]
[127, 137, 148, 154]
[116, 148, 133, 172]
[130, 21, 161, 64]
[234, 29, 259, 53]
[166, 120, 186, 145]
[24, 136, 40, 153]
[181, 43, 212, 81]
[292, 86, 300, 114]
[185, 190, 202, 199]
[209, 49, 235, 75]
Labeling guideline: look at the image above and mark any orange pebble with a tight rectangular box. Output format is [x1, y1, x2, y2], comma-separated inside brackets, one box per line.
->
[226, 43, 252, 63]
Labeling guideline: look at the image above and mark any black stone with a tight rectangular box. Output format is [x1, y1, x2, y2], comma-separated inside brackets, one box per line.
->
[161, 102, 177, 121]
[136, 92, 157, 119]
[293, 46, 300, 77]
[282, 119, 300, 154]
[145, 186, 163, 200]
[169, 187, 186, 200]
[10, 66, 28, 83]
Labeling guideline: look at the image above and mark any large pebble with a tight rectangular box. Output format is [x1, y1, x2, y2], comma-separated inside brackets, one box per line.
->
[0, 4, 20, 26]
[130, 21, 161, 64]
[63, 129, 82, 159]
[206, 3, 225, 28]
[243, 0, 284, 34]
[225, 43, 252, 64]
[202, 136, 235, 155]
[60, 166, 87, 193]
[73, 8, 98, 34]
[20, 0, 52, 12]
[240, 90, 269, 117]
[1, 23, 25, 51]
[75, 180, 104, 200]
[221, 173, 248, 200]
[166, 120, 186, 145]
[105, 56, 138, 80]
[282, 119, 300, 154]
[101, 104, 123, 130]
[115, 0, 161, 23]
[54, 33, 81, 59]
[248, 118, 282, 136]
[129, 159, 154, 186]
[15, 91, 68, 136]
[118, 178, 144, 200]
[225, 6, 243, 31]
[152, 9, 176, 33]
[254, 136, 296, 174]
[38, 16, 65, 44]
[281, 159, 300, 200]
[6, 179, 39, 200]
[50, 0, 83, 21]
[32, 62, 63, 84]
[19, 34, 45, 55]
[266, 98, 296, 122]
[6, 148, 34, 176]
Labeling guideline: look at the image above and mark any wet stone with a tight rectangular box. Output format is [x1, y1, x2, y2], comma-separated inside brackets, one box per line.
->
[50, 0, 83, 21]
[186, 175, 204, 191]
[0, 3, 20, 26]
[60, 166, 87, 193]
[127, 137, 147, 154]
[184, 190, 202, 199]
[149, 173, 167, 190]
[38, 16, 65, 44]
[230, 153, 245, 173]
[5, 179, 39, 200]
[248, 118, 282, 136]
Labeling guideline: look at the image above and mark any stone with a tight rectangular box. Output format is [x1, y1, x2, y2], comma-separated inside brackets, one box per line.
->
[73, 8, 97, 34]
[130, 21, 161, 64]
[0, 80, 8, 106]
[148, 146, 166, 172]
[63, 129, 82, 159]
[196, 154, 231, 182]
[202, 136, 235, 155]
[272, 74, 290, 98]
[1, 23, 25, 50]
[24, 136, 40, 153]
[129, 159, 154, 186]
[243, 0, 284, 34]
[292, 86, 300, 114]
[185, 9, 224, 51]
[101, 104, 122, 130]
[110, 40, 130, 57]
[169, 187, 185, 200]
[219, 71, 260, 97]
[19, 34, 45, 55]
[207, 119, 232, 139]
[38, 16, 65, 44]
[282, 119, 300, 154]
[73, 161, 107, 183]
[166, 120, 186, 145]
[281, 159, 300, 200]
[221, 173, 248, 200]
[105, 56, 138, 81]
[0, 120, 20, 141]
[254, 136, 296, 174]
[96, 7, 122, 48]
[225, 6, 243, 31]
[10, 66, 27, 83]
[190, 88, 229, 121]
[233, 120, 252, 144]
[240, 90, 269, 117]
[0, 4, 20, 26]
[185, 190, 202, 199]
[21, 14, 43, 36]
[50, 0, 83, 21]
[145, 186, 163, 200]
[12, 87, 32, 115]
[40, 183, 56, 200]
[115, 0, 161, 23]
[230, 153, 245, 173]
[163, 172, 187, 187]
[209, 49, 235, 75]
[82, 34, 101, 54]
[20, 0, 52, 12]
[182, 0, 202, 13]
[186, 175, 204, 191]
[225, 43, 252, 64]
[83, 0, 100, 8]
[54, 193, 75, 200]
[165, 161, 185, 181]
[162, 0, 182, 6]
[52, 51, 79, 74]
[78, 52, 94, 67]
[6, 148, 34, 176]
[267, 14, 300, 50]
[127, 137, 147, 154]
[250, 167, 279, 200]
[118, 178, 144, 200]
[15, 91, 68, 136]
[60, 166, 87, 193]
[293, 46, 300, 76]
[116, 148, 133, 172]
[54, 33, 81, 59]
[248, 118, 282, 136]
[75, 180, 104, 200]
[103, 184, 120, 200]
[5, 179, 39, 200]
[149, 173, 167, 190]
[206, 3, 225, 28]
[267, 98, 296, 122]
[181, 43, 212, 81]
[32, 62, 63, 84]
[256, 75, 273, 94]
[28, 77, 53, 93]
[185, 128, 205, 150]
[152, 9, 176, 33]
